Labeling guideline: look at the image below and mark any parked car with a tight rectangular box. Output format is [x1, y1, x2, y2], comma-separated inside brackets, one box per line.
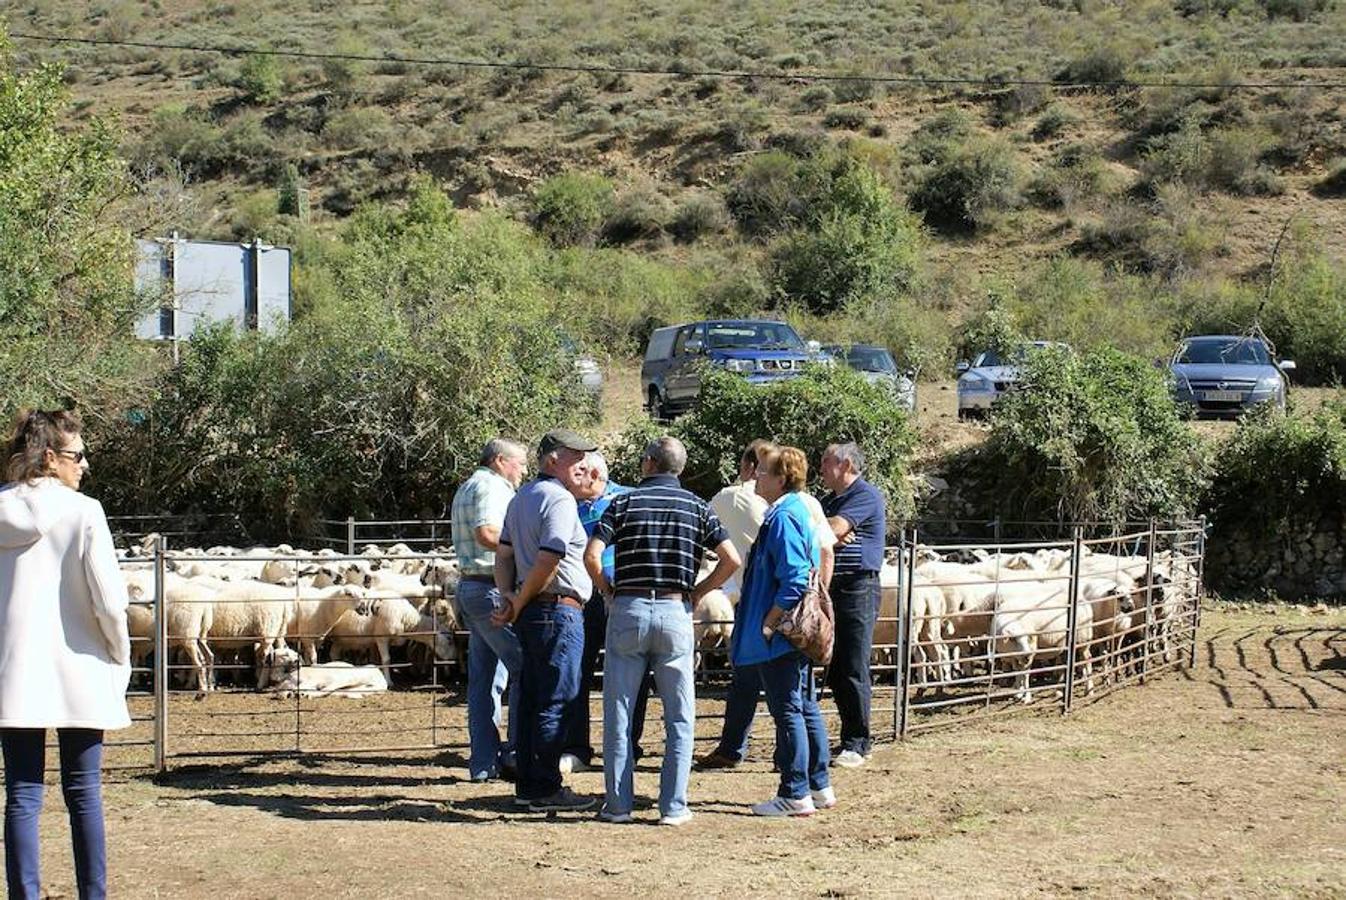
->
[641, 319, 815, 419]
[1169, 334, 1294, 418]
[561, 333, 603, 399]
[956, 341, 1066, 420]
[822, 344, 917, 412]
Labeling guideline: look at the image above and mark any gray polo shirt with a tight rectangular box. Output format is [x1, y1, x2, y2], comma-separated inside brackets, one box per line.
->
[499, 474, 592, 600]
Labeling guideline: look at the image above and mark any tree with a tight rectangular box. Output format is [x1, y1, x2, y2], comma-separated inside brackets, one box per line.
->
[0, 34, 156, 424]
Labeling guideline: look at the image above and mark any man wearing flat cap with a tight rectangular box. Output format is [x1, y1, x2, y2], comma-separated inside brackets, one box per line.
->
[492, 429, 599, 813]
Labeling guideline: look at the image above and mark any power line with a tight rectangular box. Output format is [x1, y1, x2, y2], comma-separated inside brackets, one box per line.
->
[10, 30, 1346, 91]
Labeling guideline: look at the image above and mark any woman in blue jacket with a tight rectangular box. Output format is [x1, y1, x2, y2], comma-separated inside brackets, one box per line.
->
[730, 446, 834, 816]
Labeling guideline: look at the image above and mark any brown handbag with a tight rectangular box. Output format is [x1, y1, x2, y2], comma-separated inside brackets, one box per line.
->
[775, 569, 835, 666]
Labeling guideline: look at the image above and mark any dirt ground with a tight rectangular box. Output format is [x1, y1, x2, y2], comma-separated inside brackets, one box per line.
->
[17, 603, 1344, 898]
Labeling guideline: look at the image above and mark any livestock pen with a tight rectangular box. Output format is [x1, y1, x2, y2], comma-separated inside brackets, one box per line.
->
[56, 517, 1205, 775]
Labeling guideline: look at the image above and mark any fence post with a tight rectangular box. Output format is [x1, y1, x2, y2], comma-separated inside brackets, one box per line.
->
[153, 535, 168, 774]
[992, 516, 1002, 544]
[346, 516, 356, 555]
[1142, 519, 1158, 684]
[892, 530, 905, 742]
[1062, 526, 1082, 714]
[1193, 515, 1207, 668]
[898, 527, 917, 740]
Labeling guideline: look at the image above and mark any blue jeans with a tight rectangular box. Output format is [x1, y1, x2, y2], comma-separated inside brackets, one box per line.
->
[713, 662, 762, 761]
[828, 571, 879, 754]
[514, 599, 585, 801]
[603, 597, 696, 818]
[564, 594, 653, 764]
[456, 578, 524, 779]
[3, 728, 107, 900]
[746, 653, 830, 800]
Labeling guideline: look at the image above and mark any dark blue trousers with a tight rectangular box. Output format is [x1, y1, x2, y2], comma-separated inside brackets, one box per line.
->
[514, 600, 585, 801]
[3, 728, 107, 900]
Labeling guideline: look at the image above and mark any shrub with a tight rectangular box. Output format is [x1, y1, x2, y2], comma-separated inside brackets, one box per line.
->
[235, 54, 283, 104]
[1074, 186, 1225, 279]
[1055, 45, 1129, 86]
[1312, 158, 1346, 197]
[1205, 402, 1346, 598]
[1143, 123, 1279, 195]
[989, 83, 1050, 126]
[322, 106, 394, 149]
[831, 76, 876, 104]
[1028, 143, 1111, 208]
[602, 187, 672, 244]
[797, 85, 834, 112]
[909, 137, 1022, 233]
[669, 191, 731, 242]
[726, 150, 806, 237]
[979, 347, 1209, 523]
[610, 367, 918, 521]
[0, 47, 157, 420]
[1031, 104, 1077, 141]
[532, 173, 615, 247]
[766, 154, 923, 313]
[903, 109, 973, 165]
[1257, 0, 1331, 19]
[823, 106, 871, 130]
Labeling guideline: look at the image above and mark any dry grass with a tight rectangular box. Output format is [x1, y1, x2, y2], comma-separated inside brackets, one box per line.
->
[22, 604, 1344, 898]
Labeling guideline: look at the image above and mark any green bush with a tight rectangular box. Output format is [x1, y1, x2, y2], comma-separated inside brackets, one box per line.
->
[1257, 0, 1331, 20]
[909, 136, 1022, 233]
[1143, 123, 1279, 195]
[1031, 104, 1077, 141]
[726, 150, 806, 237]
[1177, 235, 1346, 384]
[1055, 45, 1129, 86]
[0, 43, 158, 421]
[822, 106, 871, 130]
[322, 107, 394, 150]
[979, 347, 1209, 523]
[610, 367, 918, 521]
[989, 83, 1050, 126]
[1204, 401, 1346, 597]
[669, 191, 730, 242]
[1074, 186, 1225, 278]
[602, 187, 671, 244]
[903, 109, 974, 165]
[236, 54, 283, 104]
[765, 153, 923, 313]
[532, 173, 615, 247]
[1313, 158, 1346, 197]
[1028, 143, 1111, 208]
[95, 189, 591, 537]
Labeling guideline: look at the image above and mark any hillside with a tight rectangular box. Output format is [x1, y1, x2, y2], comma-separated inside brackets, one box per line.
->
[6, 1, 1346, 370]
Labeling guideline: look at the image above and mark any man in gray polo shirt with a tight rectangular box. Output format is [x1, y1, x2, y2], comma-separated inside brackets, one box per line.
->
[492, 429, 597, 813]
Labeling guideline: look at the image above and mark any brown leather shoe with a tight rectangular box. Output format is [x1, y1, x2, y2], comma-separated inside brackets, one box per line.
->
[694, 751, 740, 771]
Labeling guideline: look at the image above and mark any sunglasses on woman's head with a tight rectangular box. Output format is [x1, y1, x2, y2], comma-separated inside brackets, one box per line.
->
[54, 449, 86, 463]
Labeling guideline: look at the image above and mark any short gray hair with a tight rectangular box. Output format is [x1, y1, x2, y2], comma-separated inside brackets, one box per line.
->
[585, 451, 609, 483]
[479, 438, 526, 468]
[643, 436, 687, 476]
[827, 442, 865, 475]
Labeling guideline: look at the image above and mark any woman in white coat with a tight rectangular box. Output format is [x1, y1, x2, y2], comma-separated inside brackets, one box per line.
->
[1, 409, 130, 900]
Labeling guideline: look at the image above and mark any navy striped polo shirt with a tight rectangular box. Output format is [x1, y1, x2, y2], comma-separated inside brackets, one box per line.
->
[593, 474, 729, 593]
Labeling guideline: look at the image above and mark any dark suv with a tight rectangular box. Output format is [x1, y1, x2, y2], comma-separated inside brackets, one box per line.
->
[641, 319, 814, 418]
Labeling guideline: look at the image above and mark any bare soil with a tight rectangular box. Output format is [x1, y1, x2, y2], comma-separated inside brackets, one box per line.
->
[18, 604, 1346, 898]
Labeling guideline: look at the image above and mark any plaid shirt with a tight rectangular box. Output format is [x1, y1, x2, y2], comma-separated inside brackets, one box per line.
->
[450, 467, 515, 576]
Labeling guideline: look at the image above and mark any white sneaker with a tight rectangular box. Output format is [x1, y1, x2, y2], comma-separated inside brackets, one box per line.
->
[598, 808, 633, 824]
[659, 810, 694, 827]
[832, 750, 867, 769]
[811, 786, 837, 809]
[752, 795, 816, 817]
[558, 753, 586, 775]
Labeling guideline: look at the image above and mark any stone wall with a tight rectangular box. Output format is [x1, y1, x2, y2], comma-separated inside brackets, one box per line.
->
[1206, 516, 1346, 600]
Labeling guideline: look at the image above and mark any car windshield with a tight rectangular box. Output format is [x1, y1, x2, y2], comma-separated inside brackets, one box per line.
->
[705, 322, 805, 351]
[976, 342, 1058, 368]
[1176, 338, 1271, 366]
[846, 347, 897, 374]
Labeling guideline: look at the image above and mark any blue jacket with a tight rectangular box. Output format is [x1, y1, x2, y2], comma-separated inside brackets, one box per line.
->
[730, 492, 819, 667]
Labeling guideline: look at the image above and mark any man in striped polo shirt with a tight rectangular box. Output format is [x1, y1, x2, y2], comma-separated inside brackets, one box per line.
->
[585, 436, 740, 826]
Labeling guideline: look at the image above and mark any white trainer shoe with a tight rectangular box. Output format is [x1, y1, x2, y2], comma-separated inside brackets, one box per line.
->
[752, 795, 816, 817]
[811, 786, 837, 809]
[832, 750, 868, 769]
[558, 753, 586, 775]
[659, 809, 694, 826]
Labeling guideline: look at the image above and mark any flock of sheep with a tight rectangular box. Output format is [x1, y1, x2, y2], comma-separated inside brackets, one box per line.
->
[115, 533, 1198, 706]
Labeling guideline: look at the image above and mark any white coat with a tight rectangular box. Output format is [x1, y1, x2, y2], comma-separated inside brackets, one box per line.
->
[0, 478, 131, 730]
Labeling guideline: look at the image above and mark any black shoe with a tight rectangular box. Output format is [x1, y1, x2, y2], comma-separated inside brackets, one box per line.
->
[529, 787, 596, 813]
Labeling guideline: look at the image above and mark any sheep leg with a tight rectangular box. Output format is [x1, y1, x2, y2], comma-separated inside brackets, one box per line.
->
[198, 639, 215, 693]
[377, 638, 393, 685]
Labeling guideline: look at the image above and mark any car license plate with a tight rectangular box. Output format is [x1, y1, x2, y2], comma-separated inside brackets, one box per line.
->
[1202, 390, 1242, 402]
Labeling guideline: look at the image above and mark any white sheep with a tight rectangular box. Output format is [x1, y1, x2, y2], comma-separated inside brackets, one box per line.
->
[272, 661, 389, 699]
[286, 584, 373, 665]
[326, 595, 451, 683]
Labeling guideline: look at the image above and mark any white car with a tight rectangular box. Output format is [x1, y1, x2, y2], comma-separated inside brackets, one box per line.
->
[956, 341, 1067, 420]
